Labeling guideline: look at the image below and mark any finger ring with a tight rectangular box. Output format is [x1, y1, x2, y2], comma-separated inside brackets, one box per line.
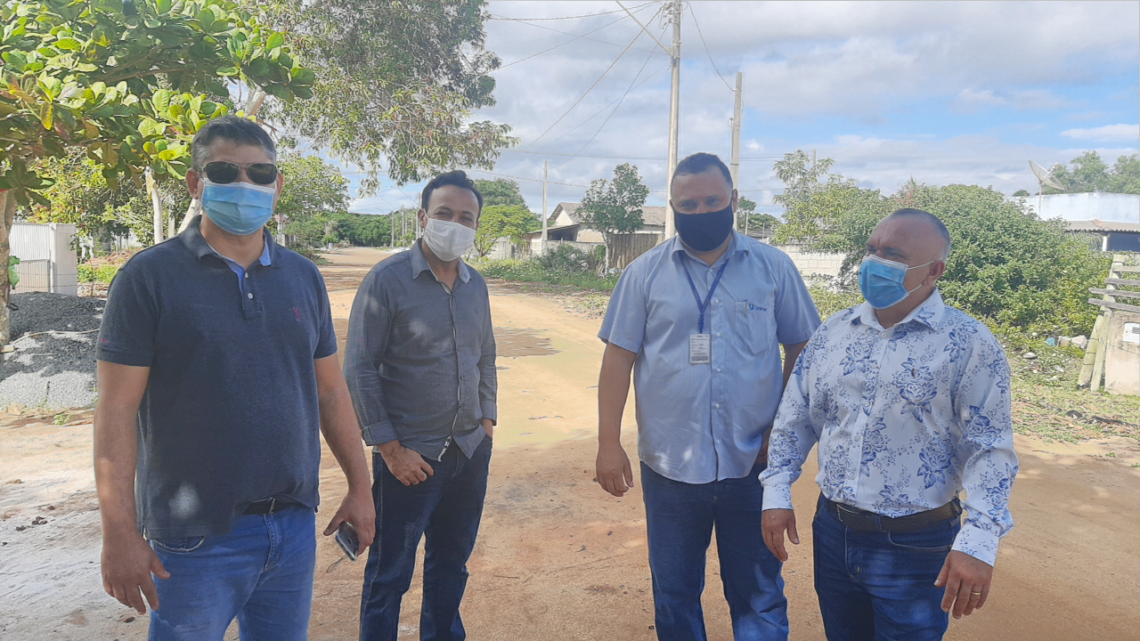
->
[970, 591, 982, 596]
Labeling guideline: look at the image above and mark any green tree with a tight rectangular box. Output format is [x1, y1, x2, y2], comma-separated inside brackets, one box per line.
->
[735, 195, 782, 236]
[577, 163, 649, 270]
[332, 212, 391, 247]
[0, 0, 310, 344]
[473, 204, 538, 258]
[275, 153, 350, 255]
[1045, 151, 1140, 194]
[474, 178, 527, 209]
[773, 150, 836, 210]
[248, 0, 516, 193]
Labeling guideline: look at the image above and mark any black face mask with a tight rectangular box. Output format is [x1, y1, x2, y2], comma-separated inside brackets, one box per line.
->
[674, 203, 734, 252]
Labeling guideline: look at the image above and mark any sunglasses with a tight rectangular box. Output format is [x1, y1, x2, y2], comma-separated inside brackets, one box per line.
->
[202, 161, 278, 185]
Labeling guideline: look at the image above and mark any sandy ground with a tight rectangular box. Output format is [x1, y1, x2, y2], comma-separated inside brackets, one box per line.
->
[2, 246, 1139, 640]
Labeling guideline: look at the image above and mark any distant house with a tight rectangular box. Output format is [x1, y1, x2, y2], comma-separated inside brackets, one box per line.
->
[1066, 219, 1140, 253]
[536, 202, 666, 242]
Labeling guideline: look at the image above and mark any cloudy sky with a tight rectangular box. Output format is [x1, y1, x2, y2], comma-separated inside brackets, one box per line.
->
[347, 0, 1139, 217]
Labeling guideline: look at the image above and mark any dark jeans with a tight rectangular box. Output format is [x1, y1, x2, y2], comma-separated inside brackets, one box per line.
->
[359, 437, 492, 641]
[812, 495, 961, 641]
[640, 462, 789, 641]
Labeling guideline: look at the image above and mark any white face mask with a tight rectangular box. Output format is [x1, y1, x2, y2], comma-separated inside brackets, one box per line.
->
[423, 218, 476, 262]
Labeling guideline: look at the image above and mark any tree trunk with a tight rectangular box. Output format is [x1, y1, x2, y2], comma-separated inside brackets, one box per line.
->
[0, 189, 16, 346]
[147, 168, 164, 244]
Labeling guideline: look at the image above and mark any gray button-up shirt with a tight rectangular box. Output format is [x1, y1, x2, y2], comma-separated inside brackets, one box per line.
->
[344, 241, 497, 460]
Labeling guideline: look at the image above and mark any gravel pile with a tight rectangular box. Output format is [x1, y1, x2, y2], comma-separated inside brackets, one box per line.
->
[0, 292, 106, 411]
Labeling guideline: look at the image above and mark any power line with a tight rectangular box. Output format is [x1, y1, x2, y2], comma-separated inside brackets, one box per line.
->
[520, 28, 648, 152]
[464, 169, 592, 189]
[542, 63, 668, 148]
[497, 13, 635, 71]
[489, 3, 655, 22]
[488, 10, 663, 56]
[688, 4, 733, 93]
[574, 40, 659, 156]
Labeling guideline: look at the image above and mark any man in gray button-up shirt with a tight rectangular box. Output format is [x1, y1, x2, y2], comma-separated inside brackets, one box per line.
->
[344, 170, 496, 641]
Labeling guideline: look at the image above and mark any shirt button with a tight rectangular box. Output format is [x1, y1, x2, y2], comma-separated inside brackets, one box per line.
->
[244, 273, 249, 279]
[716, 332, 721, 337]
[717, 368, 722, 372]
[715, 298, 720, 303]
[715, 403, 720, 408]
[247, 292, 254, 299]
[881, 331, 889, 338]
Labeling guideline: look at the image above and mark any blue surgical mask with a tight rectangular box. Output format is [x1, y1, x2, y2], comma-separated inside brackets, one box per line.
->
[675, 203, 734, 252]
[200, 178, 277, 236]
[858, 254, 935, 309]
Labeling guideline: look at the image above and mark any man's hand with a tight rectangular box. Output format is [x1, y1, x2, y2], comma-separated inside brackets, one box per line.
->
[482, 418, 494, 440]
[378, 441, 434, 486]
[761, 508, 800, 562]
[935, 550, 993, 619]
[101, 531, 170, 615]
[322, 486, 376, 554]
[596, 441, 634, 497]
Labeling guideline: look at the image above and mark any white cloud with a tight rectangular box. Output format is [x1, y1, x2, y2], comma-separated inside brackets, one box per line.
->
[1060, 124, 1140, 142]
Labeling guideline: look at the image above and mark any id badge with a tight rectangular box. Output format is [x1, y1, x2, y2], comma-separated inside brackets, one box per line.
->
[689, 333, 711, 364]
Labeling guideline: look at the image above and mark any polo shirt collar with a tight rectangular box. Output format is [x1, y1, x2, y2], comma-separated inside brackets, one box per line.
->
[852, 288, 947, 331]
[410, 239, 471, 283]
[179, 215, 277, 267]
[670, 230, 749, 267]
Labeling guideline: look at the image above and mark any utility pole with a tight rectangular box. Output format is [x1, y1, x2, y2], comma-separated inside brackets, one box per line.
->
[664, 0, 682, 240]
[730, 71, 742, 231]
[541, 160, 549, 256]
[618, 0, 682, 239]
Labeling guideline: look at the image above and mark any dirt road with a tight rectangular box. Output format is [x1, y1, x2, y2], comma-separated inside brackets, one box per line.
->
[2, 247, 1138, 640]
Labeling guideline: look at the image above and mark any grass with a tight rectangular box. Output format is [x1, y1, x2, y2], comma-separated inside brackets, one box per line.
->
[476, 258, 619, 293]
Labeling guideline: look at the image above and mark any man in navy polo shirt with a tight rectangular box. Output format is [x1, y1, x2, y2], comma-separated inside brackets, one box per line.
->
[94, 115, 375, 640]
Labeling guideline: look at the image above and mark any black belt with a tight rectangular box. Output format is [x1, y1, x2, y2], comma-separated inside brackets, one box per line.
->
[820, 495, 961, 533]
[243, 498, 299, 516]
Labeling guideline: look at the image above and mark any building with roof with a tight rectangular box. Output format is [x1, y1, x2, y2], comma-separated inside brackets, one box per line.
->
[533, 202, 666, 243]
[1066, 219, 1140, 253]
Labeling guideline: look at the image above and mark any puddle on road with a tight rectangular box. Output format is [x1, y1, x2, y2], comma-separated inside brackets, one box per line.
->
[331, 320, 557, 359]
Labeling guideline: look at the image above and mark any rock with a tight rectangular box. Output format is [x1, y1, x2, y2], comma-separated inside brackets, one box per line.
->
[1073, 335, 1089, 350]
[0, 345, 13, 354]
[1059, 337, 1071, 347]
[1055, 365, 1065, 373]
[1022, 352, 1037, 360]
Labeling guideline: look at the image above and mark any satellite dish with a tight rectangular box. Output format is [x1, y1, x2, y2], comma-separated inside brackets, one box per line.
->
[1029, 160, 1064, 191]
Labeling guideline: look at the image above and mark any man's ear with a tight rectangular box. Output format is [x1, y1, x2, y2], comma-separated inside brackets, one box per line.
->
[186, 169, 202, 199]
[927, 260, 947, 285]
[417, 209, 428, 229]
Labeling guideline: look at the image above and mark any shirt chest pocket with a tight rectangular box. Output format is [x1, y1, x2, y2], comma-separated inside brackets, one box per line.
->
[731, 300, 776, 355]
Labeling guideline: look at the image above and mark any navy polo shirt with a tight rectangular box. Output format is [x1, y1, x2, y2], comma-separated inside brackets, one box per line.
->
[96, 216, 337, 539]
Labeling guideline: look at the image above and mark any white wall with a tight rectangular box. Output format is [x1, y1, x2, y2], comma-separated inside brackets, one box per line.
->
[1032, 193, 1140, 223]
[10, 223, 78, 296]
[769, 243, 846, 278]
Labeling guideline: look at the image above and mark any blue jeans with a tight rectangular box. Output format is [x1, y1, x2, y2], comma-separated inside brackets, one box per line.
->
[640, 462, 789, 641]
[148, 506, 317, 641]
[812, 495, 961, 641]
[360, 437, 492, 641]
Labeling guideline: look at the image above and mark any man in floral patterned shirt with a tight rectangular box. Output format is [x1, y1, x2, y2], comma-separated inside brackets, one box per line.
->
[760, 209, 1018, 641]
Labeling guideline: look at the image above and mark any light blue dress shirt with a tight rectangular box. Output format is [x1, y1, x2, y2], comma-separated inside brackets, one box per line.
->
[599, 232, 821, 484]
[760, 290, 1018, 566]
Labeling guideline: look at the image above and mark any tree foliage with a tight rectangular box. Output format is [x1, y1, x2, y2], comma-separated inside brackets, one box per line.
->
[773, 156, 1109, 334]
[248, 0, 516, 192]
[473, 204, 538, 258]
[577, 163, 648, 269]
[474, 178, 527, 209]
[0, 0, 310, 343]
[1044, 151, 1140, 195]
[735, 196, 781, 235]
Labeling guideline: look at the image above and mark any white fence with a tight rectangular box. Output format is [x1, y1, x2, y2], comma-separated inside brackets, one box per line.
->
[10, 223, 79, 296]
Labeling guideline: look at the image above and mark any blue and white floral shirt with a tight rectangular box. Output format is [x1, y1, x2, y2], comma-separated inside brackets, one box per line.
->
[760, 290, 1018, 566]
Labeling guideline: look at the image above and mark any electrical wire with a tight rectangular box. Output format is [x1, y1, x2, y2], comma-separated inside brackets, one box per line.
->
[519, 28, 649, 153]
[688, 4, 734, 93]
[496, 14, 634, 71]
[489, 10, 662, 56]
[489, 3, 655, 22]
[463, 169, 592, 189]
[573, 40, 659, 157]
[541, 62, 668, 148]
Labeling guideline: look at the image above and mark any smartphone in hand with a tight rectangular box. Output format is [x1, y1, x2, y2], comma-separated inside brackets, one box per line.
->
[335, 522, 360, 561]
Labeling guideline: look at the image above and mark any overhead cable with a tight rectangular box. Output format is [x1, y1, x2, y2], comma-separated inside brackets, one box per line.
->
[489, 3, 655, 22]
[688, 4, 734, 93]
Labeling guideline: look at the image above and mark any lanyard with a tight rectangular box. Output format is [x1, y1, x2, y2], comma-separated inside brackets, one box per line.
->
[681, 258, 729, 334]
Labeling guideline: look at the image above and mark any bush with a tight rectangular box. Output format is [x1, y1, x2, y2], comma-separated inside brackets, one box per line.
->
[536, 244, 602, 275]
[477, 249, 618, 292]
[78, 262, 120, 284]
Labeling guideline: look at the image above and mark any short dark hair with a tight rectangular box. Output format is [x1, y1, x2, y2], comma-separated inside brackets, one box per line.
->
[191, 115, 276, 171]
[673, 152, 733, 192]
[888, 208, 952, 260]
[420, 170, 484, 214]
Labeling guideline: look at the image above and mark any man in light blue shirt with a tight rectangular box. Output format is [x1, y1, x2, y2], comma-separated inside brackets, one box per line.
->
[596, 153, 820, 641]
[761, 209, 1018, 641]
